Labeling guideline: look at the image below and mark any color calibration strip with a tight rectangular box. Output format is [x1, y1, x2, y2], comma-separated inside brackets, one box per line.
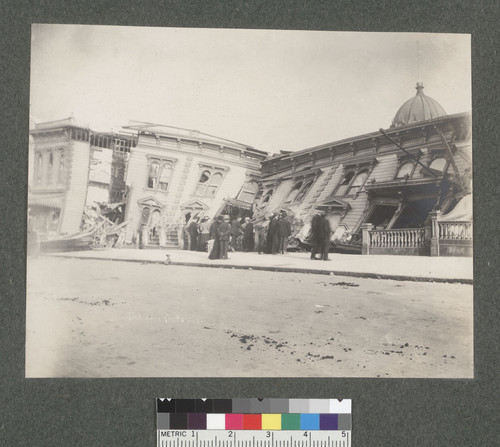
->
[157, 399, 351, 431]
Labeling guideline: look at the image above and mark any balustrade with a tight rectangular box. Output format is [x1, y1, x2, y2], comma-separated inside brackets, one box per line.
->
[370, 228, 426, 249]
[438, 221, 472, 240]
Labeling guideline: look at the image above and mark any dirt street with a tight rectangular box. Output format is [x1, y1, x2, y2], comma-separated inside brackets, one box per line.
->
[26, 257, 473, 378]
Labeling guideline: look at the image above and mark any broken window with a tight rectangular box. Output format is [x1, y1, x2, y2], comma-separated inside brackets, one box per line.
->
[335, 171, 355, 196]
[295, 179, 315, 203]
[396, 162, 414, 179]
[284, 181, 303, 204]
[429, 157, 447, 172]
[147, 158, 174, 191]
[194, 167, 226, 197]
[349, 170, 369, 195]
[238, 181, 260, 203]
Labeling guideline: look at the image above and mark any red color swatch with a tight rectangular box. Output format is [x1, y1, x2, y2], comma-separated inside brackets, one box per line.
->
[243, 414, 262, 430]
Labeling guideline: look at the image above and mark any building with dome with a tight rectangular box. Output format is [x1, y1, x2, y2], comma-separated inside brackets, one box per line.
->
[252, 83, 472, 256]
[29, 83, 472, 256]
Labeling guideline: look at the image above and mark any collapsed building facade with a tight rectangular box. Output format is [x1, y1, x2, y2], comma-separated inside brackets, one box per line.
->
[28, 83, 472, 256]
[120, 123, 267, 248]
[28, 117, 137, 246]
[252, 83, 472, 256]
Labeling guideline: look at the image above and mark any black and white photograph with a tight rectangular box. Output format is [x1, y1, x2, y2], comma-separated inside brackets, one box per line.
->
[26, 25, 472, 378]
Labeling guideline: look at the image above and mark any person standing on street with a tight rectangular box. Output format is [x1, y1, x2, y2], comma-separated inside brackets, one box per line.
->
[320, 212, 332, 261]
[188, 217, 199, 251]
[310, 210, 322, 260]
[277, 211, 292, 254]
[198, 216, 211, 252]
[254, 218, 268, 254]
[208, 216, 223, 259]
[265, 213, 279, 254]
[242, 217, 254, 252]
[218, 215, 232, 259]
[230, 215, 242, 251]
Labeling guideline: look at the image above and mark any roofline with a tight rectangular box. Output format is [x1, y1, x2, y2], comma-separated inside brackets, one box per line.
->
[267, 111, 471, 162]
[123, 120, 268, 156]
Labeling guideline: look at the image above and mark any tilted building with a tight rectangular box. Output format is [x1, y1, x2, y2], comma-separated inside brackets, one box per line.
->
[252, 83, 472, 256]
[121, 123, 268, 248]
[28, 83, 472, 256]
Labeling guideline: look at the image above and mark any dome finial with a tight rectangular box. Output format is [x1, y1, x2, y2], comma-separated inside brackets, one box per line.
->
[416, 82, 424, 94]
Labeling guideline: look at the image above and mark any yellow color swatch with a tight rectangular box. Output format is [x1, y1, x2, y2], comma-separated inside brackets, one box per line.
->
[261, 413, 282, 430]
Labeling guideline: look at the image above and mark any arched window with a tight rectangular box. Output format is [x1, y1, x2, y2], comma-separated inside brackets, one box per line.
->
[147, 158, 175, 191]
[140, 207, 150, 226]
[335, 171, 355, 196]
[238, 182, 260, 203]
[194, 167, 226, 197]
[148, 162, 160, 189]
[429, 157, 447, 172]
[206, 172, 223, 197]
[150, 209, 161, 227]
[396, 162, 414, 179]
[284, 181, 303, 204]
[158, 163, 173, 191]
[349, 170, 369, 195]
[47, 152, 53, 184]
[195, 170, 212, 195]
[36, 153, 43, 185]
[295, 179, 315, 203]
[58, 150, 65, 183]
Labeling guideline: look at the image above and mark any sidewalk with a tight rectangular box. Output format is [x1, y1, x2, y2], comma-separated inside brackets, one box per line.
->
[48, 248, 473, 284]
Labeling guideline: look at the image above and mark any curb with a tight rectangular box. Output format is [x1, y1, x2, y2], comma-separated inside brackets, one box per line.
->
[46, 254, 473, 285]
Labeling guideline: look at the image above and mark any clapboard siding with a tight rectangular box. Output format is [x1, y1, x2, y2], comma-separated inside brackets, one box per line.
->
[340, 193, 369, 231]
[371, 154, 398, 182]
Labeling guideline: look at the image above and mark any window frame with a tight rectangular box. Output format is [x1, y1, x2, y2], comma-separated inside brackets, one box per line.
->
[395, 161, 415, 180]
[294, 178, 316, 203]
[146, 156, 176, 192]
[333, 166, 372, 197]
[193, 163, 228, 198]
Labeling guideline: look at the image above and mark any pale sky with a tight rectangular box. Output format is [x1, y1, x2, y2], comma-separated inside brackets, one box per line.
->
[30, 25, 471, 153]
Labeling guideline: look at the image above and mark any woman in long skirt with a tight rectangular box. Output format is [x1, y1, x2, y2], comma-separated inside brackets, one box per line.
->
[208, 216, 222, 259]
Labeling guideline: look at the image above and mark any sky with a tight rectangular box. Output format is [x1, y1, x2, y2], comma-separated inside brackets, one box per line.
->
[30, 25, 471, 153]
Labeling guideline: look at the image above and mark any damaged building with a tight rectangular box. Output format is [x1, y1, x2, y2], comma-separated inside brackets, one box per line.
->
[28, 117, 137, 246]
[252, 83, 472, 256]
[28, 83, 472, 256]
[121, 122, 267, 248]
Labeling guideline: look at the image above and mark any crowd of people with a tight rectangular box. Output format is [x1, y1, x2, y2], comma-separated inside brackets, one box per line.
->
[184, 209, 331, 261]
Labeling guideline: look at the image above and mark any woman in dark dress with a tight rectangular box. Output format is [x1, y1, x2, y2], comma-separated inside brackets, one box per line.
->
[208, 216, 223, 259]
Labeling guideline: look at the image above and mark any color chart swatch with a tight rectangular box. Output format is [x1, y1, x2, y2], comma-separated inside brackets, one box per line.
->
[157, 399, 351, 431]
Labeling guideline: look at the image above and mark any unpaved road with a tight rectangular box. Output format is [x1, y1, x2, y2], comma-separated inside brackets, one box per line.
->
[26, 257, 473, 378]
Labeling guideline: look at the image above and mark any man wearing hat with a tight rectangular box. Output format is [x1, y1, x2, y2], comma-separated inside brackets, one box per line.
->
[217, 215, 232, 259]
[277, 211, 292, 254]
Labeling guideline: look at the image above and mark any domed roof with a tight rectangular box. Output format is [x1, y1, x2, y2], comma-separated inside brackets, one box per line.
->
[392, 82, 446, 127]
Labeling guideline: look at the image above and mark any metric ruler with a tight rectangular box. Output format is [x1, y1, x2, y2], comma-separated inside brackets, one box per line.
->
[156, 399, 351, 447]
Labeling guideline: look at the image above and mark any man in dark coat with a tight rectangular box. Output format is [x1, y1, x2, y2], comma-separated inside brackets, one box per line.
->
[265, 213, 279, 254]
[230, 216, 242, 251]
[320, 213, 331, 260]
[242, 217, 254, 252]
[218, 215, 232, 259]
[187, 217, 199, 251]
[310, 211, 322, 260]
[277, 211, 292, 254]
